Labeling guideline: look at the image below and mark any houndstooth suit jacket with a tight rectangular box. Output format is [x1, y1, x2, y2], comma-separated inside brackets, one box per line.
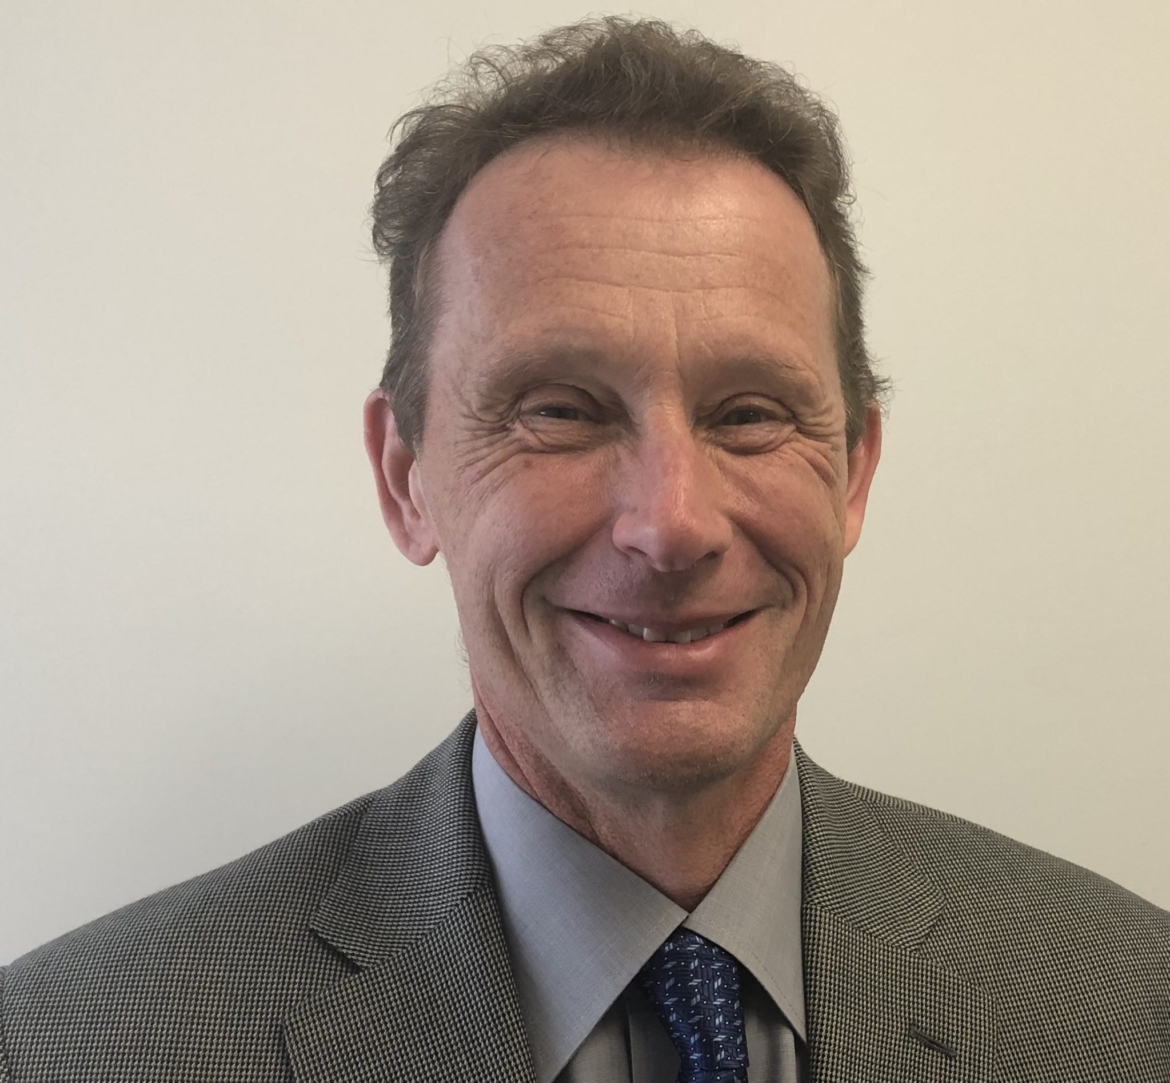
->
[2, 711, 1168, 1082]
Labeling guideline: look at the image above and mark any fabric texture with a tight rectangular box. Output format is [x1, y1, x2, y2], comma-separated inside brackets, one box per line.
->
[636, 928, 749, 1083]
[472, 724, 805, 1082]
[1, 709, 1168, 1083]
[560, 974, 805, 1083]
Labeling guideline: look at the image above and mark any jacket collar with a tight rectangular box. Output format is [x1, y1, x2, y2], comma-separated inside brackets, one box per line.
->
[795, 743, 994, 1081]
[283, 710, 537, 1083]
[284, 714, 992, 1082]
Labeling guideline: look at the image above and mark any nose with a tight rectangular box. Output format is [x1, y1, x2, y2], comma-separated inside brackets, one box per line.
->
[610, 421, 733, 572]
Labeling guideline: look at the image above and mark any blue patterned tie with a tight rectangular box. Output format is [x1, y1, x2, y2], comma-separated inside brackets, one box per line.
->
[636, 928, 750, 1083]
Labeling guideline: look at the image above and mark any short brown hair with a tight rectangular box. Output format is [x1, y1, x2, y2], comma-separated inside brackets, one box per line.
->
[371, 16, 893, 455]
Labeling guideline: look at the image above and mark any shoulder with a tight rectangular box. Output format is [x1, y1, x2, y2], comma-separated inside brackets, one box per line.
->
[831, 763, 1170, 1035]
[0, 718, 476, 1081]
[0, 792, 369, 1081]
[849, 772, 1170, 944]
[7, 785, 368, 976]
[797, 746, 1169, 941]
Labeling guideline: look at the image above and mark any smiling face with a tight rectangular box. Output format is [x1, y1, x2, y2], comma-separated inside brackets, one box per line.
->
[367, 135, 881, 804]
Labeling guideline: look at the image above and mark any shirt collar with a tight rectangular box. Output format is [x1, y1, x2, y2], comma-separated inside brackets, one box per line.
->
[472, 726, 805, 1082]
[685, 746, 806, 1040]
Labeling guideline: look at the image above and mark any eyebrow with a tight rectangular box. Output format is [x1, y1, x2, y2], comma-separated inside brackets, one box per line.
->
[470, 345, 612, 395]
[693, 351, 825, 403]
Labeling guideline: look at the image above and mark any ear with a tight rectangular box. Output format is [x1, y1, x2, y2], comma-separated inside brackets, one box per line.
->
[843, 401, 883, 557]
[362, 389, 440, 566]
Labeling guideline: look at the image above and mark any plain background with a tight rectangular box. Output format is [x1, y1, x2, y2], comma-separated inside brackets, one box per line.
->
[2, 0, 1168, 965]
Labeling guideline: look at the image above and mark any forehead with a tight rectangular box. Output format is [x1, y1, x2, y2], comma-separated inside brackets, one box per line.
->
[432, 136, 836, 389]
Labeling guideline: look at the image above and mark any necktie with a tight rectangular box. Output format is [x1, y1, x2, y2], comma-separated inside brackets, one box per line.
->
[635, 927, 750, 1083]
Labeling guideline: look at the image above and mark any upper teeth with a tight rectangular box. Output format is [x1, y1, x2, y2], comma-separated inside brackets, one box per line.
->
[607, 619, 729, 644]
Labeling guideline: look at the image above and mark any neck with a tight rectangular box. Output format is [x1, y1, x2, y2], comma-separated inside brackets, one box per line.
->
[475, 701, 797, 911]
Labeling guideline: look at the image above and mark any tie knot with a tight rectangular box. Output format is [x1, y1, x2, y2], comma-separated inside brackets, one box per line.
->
[635, 928, 749, 1083]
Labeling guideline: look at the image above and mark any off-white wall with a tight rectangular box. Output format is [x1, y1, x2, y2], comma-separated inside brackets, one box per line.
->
[2, 0, 1167, 965]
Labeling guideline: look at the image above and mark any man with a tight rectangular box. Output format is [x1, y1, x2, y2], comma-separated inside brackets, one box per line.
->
[2, 15, 1166, 1083]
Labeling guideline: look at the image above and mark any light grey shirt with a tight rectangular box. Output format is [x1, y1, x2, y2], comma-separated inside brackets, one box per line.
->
[472, 727, 808, 1083]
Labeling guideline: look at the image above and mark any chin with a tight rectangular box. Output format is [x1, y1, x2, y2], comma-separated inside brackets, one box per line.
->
[621, 754, 746, 794]
[587, 716, 778, 795]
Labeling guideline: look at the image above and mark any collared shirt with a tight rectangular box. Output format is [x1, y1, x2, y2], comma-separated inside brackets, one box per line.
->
[472, 727, 808, 1083]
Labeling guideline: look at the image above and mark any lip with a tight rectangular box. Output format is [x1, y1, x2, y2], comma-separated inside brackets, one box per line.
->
[561, 607, 760, 678]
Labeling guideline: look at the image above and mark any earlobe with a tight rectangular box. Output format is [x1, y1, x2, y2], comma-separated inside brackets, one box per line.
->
[362, 389, 441, 566]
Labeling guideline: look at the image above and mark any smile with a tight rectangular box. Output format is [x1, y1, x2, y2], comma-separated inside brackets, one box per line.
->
[570, 609, 756, 645]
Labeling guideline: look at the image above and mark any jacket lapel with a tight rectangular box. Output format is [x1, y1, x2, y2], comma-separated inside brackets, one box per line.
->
[795, 742, 994, 1082]
[283, 712, 536, 1083]
[282, 713, 994, 1082]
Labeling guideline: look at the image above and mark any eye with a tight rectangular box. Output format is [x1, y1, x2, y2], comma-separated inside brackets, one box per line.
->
[716, 402, 790, 428]
[517, 390, 608, 449]
[521, 386, 602, 425]
[720, 405, 777, 426]
[517, 392, 609, 452]
[708, 399, 794, 452]
[532, 403, 586, 421]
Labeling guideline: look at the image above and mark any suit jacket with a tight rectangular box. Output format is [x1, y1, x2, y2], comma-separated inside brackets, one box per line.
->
[2, 711, 1167, 1083]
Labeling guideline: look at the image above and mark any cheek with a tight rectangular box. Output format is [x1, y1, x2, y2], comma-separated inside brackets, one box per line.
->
[446, 457, 609, 612]
[730, 458, 844, 588]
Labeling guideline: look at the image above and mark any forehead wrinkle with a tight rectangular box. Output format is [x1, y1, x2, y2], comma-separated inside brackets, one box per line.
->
[517, 209, 758, 222]
[483, 239, 811, 291]
[525, 244, 752, 263]
[444, 141, 837, 404]
[486, 195, 822, 262]
[498, 231, 790, 270]
[496, 250, 769, 294]
[458, 277, 829, 400]
[457, 184, 832, 320]
[483, 230, 826, 301]
[505, 195, 807, 232]
[524, 278, 821, 303]
[504, 200, 823, 258]
[532, 277, 762, 294]
[470, 300, 634, 353]
[455, 136, 827, 258]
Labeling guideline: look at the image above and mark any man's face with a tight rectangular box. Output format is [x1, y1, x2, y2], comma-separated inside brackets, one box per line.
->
[369, 137, 881, 800]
